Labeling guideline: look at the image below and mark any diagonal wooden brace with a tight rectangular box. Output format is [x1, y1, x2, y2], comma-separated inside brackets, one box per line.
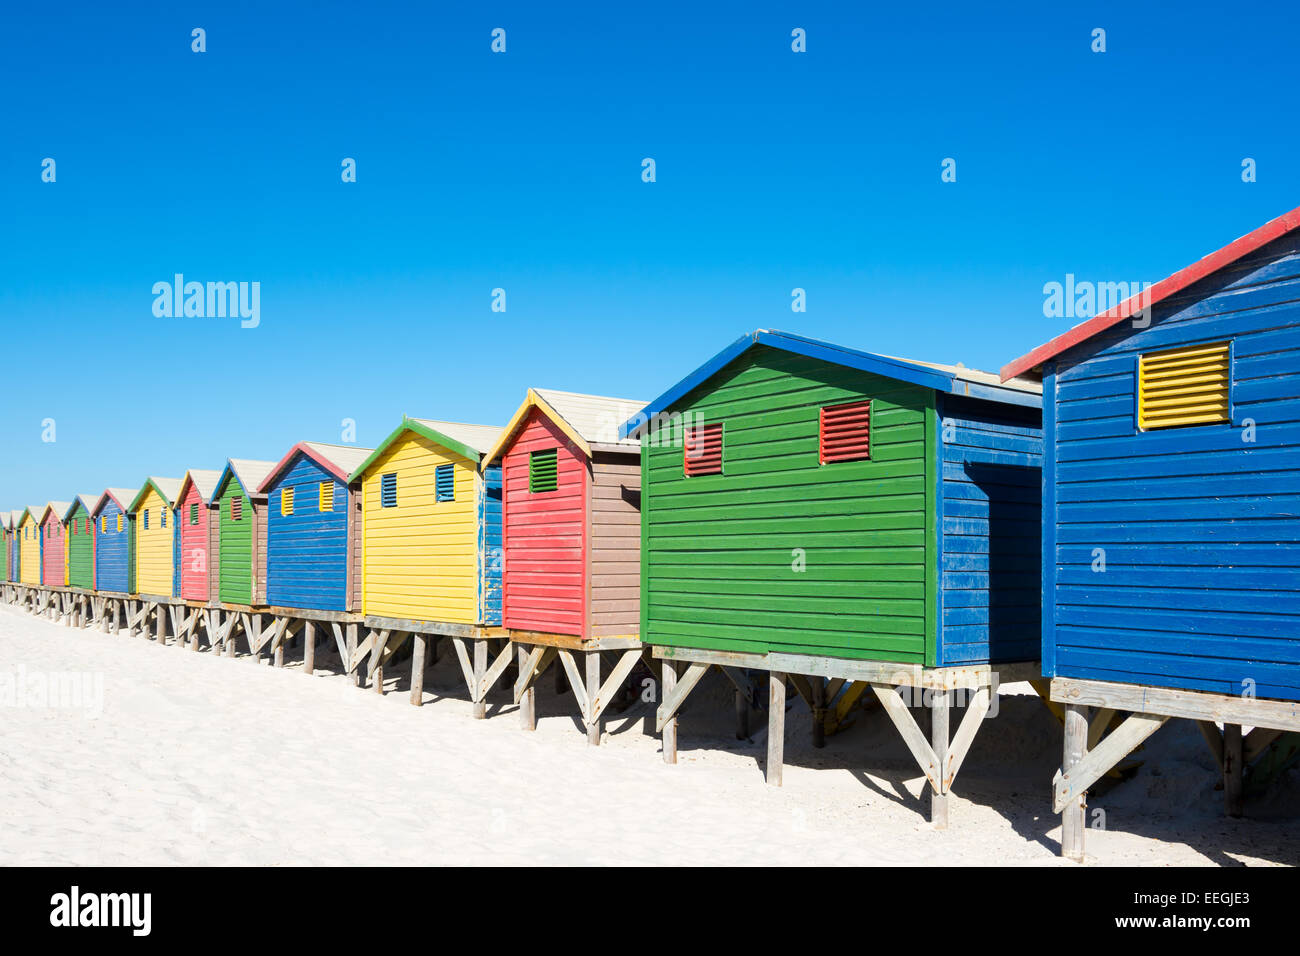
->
[1052, 711, 1168, 812]
[513, 646, 557, 703]
[941, 685, 990, 789]
[557, 650, 590, 720]
[475, 640, 514, 702]
[871, 683, 942, 794]
[655, 661, 709, 732]
[587, 649, 644, 724]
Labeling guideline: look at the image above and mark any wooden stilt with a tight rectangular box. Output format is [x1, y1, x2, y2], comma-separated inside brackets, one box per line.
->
[346, 623, 359, 685]
[586, 650, 601, 746]
[930, 689, 950, 829]
[662, 659, 678, 764]
[1224, 723, 1243, 818]
[410, 633, 426, 706]
[812, 677, 826, 749]
[303, 621, 315, 674]
[767, 672, 786, 787]
[518, 644, 536, 731]
[1061, 703, 1088, 861]
[155, 606, 166, 644]
[472, 638, 487, 719]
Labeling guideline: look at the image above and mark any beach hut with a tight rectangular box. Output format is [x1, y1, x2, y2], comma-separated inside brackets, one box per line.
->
[622, 330, 1042, 826]
[64, 495, 98, 590]
[40, 501, 72, 588]
[1, 512, 12, 592]
[347, 418, 503, 705]
[127, 478, 182, 643]
[999, 204, 1300, 859]
[129, 479, 181, 599]
[205, 459, 276, 657]
[255, 442, 374, 674]
[173, 469, 222, 603]
[92, 489, 138, 595]
[90, 488, 139, 635]
[481, 388, 648, 742]
[210, 459, 275, 606]
[12, 506, 45, 615]
[1, 512, 10, 585]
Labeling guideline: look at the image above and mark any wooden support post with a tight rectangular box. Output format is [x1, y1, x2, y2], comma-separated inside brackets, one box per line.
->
[930, 688, 950, 829]
[410, 633, 426, 706]
[518, 644, 536, 731]
[1061, 703, 1088, 861]
[155, 607, 165, 644]
[1224, 723, 1243, 818]
[812, 677, 826, 749]
[586, 650, 601, 746]
[472, 638, 487, 719]
[346, 623, 360, 686]
[661, 659, 677, 764]
[303, 621, 315, 674]
[767, 672, 786, 787]
[735, 684, 750, 740]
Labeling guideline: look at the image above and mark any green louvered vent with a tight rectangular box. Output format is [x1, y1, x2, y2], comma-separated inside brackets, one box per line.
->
[529, 449, 558, 493]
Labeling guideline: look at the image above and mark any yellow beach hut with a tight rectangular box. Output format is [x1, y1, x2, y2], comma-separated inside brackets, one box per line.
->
[129, 477, 182, 599]
[347, 418, 503, 702]
[18, 506, 43, 586]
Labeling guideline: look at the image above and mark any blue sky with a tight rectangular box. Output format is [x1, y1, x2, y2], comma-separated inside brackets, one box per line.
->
[2, 1, 1298, 505]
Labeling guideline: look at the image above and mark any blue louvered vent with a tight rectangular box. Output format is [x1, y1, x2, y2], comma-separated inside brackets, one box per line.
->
[436, 463, 455, 502]
[380, 473, 398, 508]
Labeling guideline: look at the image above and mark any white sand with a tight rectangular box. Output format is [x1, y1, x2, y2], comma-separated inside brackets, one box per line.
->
[0, 603, 1295, 866]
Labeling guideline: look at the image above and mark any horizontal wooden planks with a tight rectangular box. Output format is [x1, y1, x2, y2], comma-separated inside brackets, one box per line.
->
[502, 409, 586, 635]
[1047, 232, 1300, 699]
[642, 345, 932, 662]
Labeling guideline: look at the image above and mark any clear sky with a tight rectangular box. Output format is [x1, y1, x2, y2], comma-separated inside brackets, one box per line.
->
[2, 0, 1298, 506]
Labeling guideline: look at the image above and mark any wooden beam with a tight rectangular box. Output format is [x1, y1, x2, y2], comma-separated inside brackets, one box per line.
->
[1053, 677, 1300, 734]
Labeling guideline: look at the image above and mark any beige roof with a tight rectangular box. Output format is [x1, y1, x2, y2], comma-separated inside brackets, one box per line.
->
[43, 500, 73, 522]
[532, 388, 649, 449]
[181, 469, 223, 502]
[225, 459, 277, 500]
[147, 478, 183, 505]
[880, 355, 1042, 396]
[301, 441, 375, 477]
[103, 488, 138, 511]
[409, 420, 503, 456]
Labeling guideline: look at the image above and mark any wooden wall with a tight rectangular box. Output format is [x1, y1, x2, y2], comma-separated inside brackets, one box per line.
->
[589, 451, 640, 637]
[501, 409, 588, 635]
[1045, 232, 1300, 700]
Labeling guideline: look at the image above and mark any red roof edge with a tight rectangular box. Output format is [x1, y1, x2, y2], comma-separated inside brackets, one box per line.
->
[1000, 204, 1300, 381]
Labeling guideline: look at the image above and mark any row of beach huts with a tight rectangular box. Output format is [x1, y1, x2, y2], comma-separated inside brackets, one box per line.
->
[4, 205, 1300, 862]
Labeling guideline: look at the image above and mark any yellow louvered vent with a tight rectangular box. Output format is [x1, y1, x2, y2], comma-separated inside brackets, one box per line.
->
[1138, 341, 1231, 430]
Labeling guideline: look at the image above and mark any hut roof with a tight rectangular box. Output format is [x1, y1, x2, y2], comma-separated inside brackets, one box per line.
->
[258, 441, 376, 492]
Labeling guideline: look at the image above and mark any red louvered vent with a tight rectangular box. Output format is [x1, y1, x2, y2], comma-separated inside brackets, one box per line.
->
[684, 422, 723, 476]
[820, 400, 871, 464]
